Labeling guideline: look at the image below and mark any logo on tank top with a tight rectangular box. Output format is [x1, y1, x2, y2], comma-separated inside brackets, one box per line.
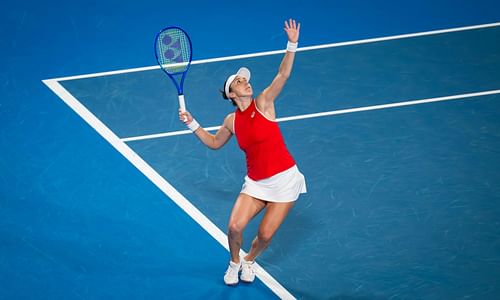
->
[251, 111, 255, 118]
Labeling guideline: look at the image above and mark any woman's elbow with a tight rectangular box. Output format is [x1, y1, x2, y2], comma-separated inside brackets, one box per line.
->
[207, 142, 222, 150]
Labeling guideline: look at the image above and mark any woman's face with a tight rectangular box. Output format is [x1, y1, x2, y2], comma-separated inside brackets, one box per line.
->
[229, 76, 253, 98]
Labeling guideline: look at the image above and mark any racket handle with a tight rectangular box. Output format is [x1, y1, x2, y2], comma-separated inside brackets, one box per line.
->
[178, 94, 186, 112]
[178, 94, 188, 122]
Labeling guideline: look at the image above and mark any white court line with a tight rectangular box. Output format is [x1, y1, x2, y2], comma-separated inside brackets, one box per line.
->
[121, 89, 500, 142]
[48, 22, 500, 82]
[42, 79, 296, 300]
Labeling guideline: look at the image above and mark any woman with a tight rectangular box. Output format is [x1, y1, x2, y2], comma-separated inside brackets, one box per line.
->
[179, 19, 306, 286]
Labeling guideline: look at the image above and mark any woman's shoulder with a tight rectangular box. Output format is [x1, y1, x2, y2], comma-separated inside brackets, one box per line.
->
[224, 112, 236, 134]
[255, 95, 276, 120]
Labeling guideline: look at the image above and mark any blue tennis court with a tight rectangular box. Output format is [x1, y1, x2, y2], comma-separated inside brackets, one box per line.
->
[2, 1, 500, 299]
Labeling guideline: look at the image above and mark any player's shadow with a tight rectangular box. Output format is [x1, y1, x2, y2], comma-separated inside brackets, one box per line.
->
[257, 193, 316, 262]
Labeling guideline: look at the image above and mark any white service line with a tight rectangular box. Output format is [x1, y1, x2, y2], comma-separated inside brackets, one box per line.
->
[42, 79, 296, 300]
[48, 22, 500, 82]
[121, 89, 500, 143]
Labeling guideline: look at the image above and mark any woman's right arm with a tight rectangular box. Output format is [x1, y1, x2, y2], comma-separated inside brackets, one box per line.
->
[179, 110, 233, 150]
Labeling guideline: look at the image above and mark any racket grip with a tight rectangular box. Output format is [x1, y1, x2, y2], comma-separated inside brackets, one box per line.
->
[178, 94, 187, 122]
[178, 94, 186, 112]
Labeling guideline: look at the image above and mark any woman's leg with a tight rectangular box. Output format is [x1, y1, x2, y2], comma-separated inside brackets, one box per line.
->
[244, 201, 295, 261]
[227, 193, 267, 263]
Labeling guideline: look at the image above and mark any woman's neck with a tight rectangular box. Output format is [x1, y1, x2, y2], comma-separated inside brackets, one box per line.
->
[236, 96, 253, 112]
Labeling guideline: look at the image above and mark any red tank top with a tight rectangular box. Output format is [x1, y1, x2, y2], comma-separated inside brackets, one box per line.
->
[234, 100, 295, 180]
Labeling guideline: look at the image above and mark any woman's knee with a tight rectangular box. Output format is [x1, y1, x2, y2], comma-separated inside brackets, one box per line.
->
[257, 229, 274, 244]
[228, 221, 244, 236]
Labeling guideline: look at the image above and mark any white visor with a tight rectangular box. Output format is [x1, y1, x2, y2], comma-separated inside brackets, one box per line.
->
[224, 67, 251, 99]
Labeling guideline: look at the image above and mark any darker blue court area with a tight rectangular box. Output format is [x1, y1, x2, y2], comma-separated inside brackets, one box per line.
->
[60, 26, 500, 299]
[2, 0, 500, 299]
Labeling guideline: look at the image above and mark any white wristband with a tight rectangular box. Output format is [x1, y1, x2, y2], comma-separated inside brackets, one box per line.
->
[187, 118, 200, 132]
[286, 41, 298, 52]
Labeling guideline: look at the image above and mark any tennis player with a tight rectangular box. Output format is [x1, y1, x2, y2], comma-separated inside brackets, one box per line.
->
[179, 19, 306, 286]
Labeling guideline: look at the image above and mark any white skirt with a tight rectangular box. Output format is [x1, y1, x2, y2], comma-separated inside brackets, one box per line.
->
[241, 165, 307, 202]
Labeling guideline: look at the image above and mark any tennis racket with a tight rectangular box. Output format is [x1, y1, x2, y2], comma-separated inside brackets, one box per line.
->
[154, 26, 193, 117]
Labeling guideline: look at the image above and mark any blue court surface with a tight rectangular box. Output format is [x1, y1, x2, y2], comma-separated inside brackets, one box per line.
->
[2, 1, 500, 299]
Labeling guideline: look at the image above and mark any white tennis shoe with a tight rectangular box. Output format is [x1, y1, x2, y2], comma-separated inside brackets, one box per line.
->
[240, 259, 256, 283]
[223, 261, 241, 286]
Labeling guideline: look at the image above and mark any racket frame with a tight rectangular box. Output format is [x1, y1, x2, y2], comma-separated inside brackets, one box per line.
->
[154, 26, 193, 113]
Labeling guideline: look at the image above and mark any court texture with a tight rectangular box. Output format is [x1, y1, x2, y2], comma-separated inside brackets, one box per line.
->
[2, 1, 500, 299]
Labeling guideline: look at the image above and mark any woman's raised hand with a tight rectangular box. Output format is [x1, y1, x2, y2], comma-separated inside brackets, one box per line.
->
[284, 19, 300, 43]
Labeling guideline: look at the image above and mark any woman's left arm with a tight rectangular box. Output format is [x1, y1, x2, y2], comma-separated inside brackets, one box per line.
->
[257, 19, 300, 113]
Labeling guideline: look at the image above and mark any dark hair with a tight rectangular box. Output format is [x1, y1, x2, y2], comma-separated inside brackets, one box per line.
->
[220, 80, 237, 106]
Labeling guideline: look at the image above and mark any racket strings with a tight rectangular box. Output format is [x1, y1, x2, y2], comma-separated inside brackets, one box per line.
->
[156, 28, 191, 74]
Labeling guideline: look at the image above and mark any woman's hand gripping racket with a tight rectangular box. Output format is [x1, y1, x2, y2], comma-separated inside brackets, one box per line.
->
[154, 26, 192, 121]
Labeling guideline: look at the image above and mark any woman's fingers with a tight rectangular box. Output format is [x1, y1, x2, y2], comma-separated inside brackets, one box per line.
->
[284, 19, 300, 43]
[285, 18, 298, 30]
[179, 110, 191, 123]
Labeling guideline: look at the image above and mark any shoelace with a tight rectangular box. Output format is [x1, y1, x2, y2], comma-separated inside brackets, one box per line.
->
[242, 261, 255, 274]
